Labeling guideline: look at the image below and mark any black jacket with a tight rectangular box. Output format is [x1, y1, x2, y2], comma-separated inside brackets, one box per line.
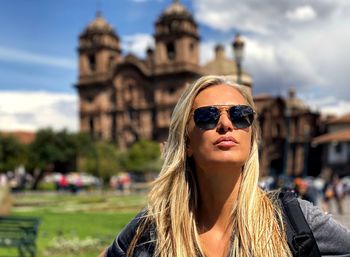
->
[106, 211, 155, 257]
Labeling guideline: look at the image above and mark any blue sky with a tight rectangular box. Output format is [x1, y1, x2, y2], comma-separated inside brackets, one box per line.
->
[1, 0, 350, 131]
[0, 0, 224, 93]
[0, 0, 162, 93]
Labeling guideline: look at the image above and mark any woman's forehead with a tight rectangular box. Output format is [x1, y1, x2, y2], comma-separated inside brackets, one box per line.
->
[192, 84, 247, 108]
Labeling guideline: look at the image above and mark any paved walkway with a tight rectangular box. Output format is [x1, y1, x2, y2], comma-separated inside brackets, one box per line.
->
[324, 195, 350, 229]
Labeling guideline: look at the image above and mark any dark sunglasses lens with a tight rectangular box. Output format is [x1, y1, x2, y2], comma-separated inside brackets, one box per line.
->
[194, 106, 220, 130]
[229, 106, 254, 129]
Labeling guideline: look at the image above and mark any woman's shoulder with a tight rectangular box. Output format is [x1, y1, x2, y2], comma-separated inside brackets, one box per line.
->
[297, 198, 350, 255]
[118, 210, 149, 242]
[297, 197, 349, 233]
[105, 209, 154, 257]
[272, 190, 350, 255]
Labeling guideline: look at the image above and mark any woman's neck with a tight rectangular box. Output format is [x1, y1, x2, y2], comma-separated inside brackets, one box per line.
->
[196, 165, 242, 232]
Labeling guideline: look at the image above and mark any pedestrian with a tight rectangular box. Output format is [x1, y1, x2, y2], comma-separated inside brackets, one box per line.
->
[320, 167, 333, 213]
[294, 177, 318, 205]
[332, 174, 346, 215]
[58, 174, 69, 191]
[100, 75, 350, 257]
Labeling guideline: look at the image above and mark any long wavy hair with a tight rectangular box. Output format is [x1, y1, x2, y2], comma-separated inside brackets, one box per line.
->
[127, 75, 292, 257]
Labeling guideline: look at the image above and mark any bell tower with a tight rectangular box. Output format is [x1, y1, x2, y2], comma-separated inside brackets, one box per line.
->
[77, 11, 121, 141]
[154, 0, 199, 68]
[78, 11, 121, 80]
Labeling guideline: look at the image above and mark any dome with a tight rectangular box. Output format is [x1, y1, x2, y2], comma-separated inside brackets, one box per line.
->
[164, 0, 189, 15]
[203, 56, 238, 75]
[202, 45, 252, 85]
[84, 11, 115, 34]
[160, 0, 192, 19]
[286, 88, 308, 110]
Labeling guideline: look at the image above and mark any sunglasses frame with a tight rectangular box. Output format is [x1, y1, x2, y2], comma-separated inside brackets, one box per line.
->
[192, 104, 256, 130]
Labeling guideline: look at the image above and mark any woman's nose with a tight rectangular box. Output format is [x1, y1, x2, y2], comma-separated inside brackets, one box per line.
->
[216, 111, 234, 133]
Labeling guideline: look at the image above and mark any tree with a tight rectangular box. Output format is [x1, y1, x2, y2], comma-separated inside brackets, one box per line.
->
[74, 132, 94, 157]
[28, 128, 78, 189]
[122, 139, 162, 173]
[96, 142, 122, 180]
[0, 135, 27, 173]
[78, 141, 122, 181]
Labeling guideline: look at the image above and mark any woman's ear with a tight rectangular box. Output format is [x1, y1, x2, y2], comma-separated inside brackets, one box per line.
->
[187, 145, 193, 157]
[186, 137, 193, 157]
[185, 127, 193, 157]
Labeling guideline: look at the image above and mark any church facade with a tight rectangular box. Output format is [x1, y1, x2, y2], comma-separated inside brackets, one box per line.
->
[76, 0, 321, 177]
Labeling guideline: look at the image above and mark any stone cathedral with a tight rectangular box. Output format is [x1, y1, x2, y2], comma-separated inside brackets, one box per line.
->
[76, 0, 322, 177]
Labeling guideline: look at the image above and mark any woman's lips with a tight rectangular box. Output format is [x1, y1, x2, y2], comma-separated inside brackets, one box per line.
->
[216, 141, 238, 148]
[214, 136, 239, 148]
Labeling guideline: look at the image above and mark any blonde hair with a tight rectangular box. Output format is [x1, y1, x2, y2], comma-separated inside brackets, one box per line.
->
[128, 75, 292, 257]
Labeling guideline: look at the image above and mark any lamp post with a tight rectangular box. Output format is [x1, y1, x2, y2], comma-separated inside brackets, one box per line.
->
[303, 123, 310, 177]
[283, 106, 291, 176]
[233, 33, 245, 84]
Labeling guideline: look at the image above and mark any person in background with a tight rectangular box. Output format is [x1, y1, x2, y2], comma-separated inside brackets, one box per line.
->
[332, 174, 345, 215]
[294, 177, 318, 205]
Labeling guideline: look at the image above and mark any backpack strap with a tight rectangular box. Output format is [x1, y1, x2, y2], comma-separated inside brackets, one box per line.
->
[278, 190, 321, 257]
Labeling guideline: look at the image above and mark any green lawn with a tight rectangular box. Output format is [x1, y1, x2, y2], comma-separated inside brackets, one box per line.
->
[1, 192, 147, 257]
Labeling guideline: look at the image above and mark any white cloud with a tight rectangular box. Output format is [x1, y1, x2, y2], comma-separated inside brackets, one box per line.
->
[193, 0, 286, 34]
[286, 5, 317, 22]
[122, 34, 155, 58]
[191, 0, 350, 101]
[192, 0, 342, 34]
[221, 36, 323, 95]
[200, 41, 217, 65]
[305, 96, 350, 116]
[0, 46, 76, 70]
[0, 91, 78, 132]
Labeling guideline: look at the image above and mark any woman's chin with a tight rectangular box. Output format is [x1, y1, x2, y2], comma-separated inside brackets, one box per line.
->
[205, 157, 246, 169]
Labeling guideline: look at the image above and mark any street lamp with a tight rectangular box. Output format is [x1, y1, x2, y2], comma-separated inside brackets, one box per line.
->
[233, 33, 245, 84]
[303, 123, 310, 177]
[282, 106, 291, 176]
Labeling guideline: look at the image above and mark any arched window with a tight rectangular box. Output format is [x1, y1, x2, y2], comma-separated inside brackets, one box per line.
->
[86, 95, 94, 103]
[88, 54, 96, 71]
[128, 106, 138, 120]
[189, 42, 195, 52]
[89, 117, 95, 138]
[109, 55, 114, 68]
[168, 86, 176, 95]
[166, 42, 176, 60]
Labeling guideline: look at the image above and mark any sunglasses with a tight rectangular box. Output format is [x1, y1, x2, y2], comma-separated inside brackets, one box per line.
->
[193, 104, 255, 130]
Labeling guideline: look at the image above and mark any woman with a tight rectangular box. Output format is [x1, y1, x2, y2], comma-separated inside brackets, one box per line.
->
[101, 75, 350, 257]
